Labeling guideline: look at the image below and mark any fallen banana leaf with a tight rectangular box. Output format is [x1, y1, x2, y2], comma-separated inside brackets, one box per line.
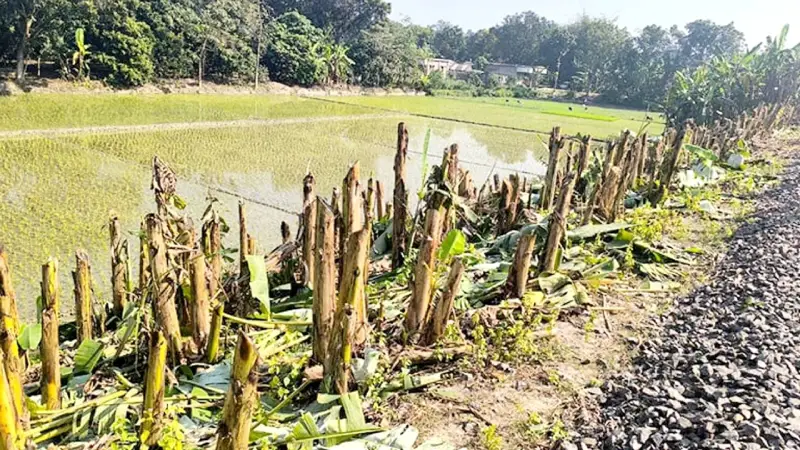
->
[567, 222, 631, 241]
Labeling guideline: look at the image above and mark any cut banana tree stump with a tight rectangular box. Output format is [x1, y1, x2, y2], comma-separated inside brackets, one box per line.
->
[302, 172, 317, 285]
[0, 246, 20, 333]
[375, 180, 385, 220]
[138, 221, 151, 300]
[216, 331, 259, 450]
[202, 211, 222, 303]
[0, 346, 24, 450]
[313, 200, 336, 366]
[40, 258, 61, 410]
[392, 122, 409, 270]
[405, 195, 445, 343]
[109, 214, 127, 318]
[423, 258, 466, 345]
[206, 304, 223, 364]
[650, 128, 686, 205]
[0, 295, 26, 434]
[238, 202, 248, 276]
[505, 232, 537, 299]
[541, 173, 577, 274]
[190, 253, 210, 353]
[539, 127, 565, 211]
[146, 214, 183, 365]
[141, 330, 167, 447]
[73, 250, 93, 343]
[326, 228, 370, 394]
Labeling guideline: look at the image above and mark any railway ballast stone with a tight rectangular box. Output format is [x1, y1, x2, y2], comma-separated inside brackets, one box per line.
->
[574, 160, 800, 450]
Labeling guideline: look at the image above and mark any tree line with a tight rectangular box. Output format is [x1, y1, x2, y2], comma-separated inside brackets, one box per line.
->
[2, 1, 799, 119]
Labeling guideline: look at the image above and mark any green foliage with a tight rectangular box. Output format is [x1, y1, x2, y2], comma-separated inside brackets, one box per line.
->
[350, 20, 429, 88]
[438, 230, 466, 261]
[665, 25, 800, 125]
[266, 0, 390, 42]
[480, 425, 503, 450]
[18, 323, 42, 351]
[90, 0, 155, 87]
[74, 339, 105, 374]
[265, 12, 326, 87]
[72, 27, 91, 80]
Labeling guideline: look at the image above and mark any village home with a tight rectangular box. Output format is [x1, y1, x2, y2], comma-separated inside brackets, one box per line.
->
[422, 58, 547, 86]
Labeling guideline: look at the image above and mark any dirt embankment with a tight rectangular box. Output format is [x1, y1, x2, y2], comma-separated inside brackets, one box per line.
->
[0, 76, 426, 97]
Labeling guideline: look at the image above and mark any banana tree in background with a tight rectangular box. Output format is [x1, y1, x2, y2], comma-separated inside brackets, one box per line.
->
[318, 42, 354, 85]
[72, 27, 90, 80]
[665, 25, 800, 127]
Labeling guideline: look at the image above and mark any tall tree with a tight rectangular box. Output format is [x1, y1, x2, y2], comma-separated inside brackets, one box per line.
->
[431, 21, 465, 60]
[541, 26, 575, 88]
[464, 28, 497, 62]
[678, 20, 745, 69]
[264, 11, 326, 86]
[7, 0, 75, 79]
[492, 11, 554, 65]
[266, 0, 389, 42]
[569, 16, 630, 95]
[350, 20, 430, 87]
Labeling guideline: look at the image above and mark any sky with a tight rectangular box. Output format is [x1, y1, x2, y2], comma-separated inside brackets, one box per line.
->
[389, 0, 800, 47]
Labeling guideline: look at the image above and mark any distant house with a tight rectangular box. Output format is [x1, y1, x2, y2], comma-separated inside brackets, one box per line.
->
[422, 58, 456, 76]
[422, 59, 477, 80]
[485, 63, 548, 86]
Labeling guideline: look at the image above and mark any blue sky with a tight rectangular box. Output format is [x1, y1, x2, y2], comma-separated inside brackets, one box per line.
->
[389, 0, 800, 47]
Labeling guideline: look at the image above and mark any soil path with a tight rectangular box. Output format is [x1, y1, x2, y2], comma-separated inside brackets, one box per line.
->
[0, 113, 403, 139]
[573, 151, 800, 449]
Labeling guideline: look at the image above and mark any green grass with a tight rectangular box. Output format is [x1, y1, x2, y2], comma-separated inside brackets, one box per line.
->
[0, 94, 376, 130]
[332, 96, 662, 138]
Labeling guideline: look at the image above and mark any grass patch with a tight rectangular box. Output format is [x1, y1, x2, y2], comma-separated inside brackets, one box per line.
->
[335, 95, 658, 138]
[539, 109, 616, 122]
[0, 94, 376, 131]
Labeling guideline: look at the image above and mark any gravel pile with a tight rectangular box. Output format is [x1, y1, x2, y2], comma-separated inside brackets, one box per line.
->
[573, 161, 800, 450]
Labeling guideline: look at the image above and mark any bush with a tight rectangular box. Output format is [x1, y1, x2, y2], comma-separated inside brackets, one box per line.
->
[91, 3, 156, 87]
[264, 12, 326, 87]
